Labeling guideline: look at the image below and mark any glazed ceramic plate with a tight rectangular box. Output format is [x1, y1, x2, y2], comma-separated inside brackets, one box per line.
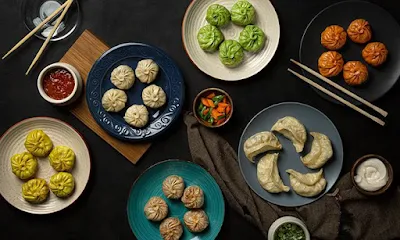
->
[0, 117, 91, 214]
[238, 102, 343, 207]
[127, 160, 225, 240]
[182, 0, 280, 81]
[86, 43, 185, 142]
[300, 0, 400, 105]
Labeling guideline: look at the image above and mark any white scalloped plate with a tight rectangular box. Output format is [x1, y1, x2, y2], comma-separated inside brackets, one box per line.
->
[0, 117, 91, 214]
[182, 0, 280, 81]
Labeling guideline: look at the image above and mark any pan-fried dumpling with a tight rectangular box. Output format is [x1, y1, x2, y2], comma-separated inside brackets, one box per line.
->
[321, 25, 347, 50]
[160, 217, 183, 240]
[181, 186, 204, 209]
[142, 85, 167, 109]
[49, 172, 75, 198]
[318, 51, 344, 77]
[243, 131, 282, 163]
[162, 175, 185, 199]
[144, 196, 169, 221]
[24, 129, 53, 157]
[257, 153, 290, 193]
[11, 152, 38, 180]
[343, 61, 368, 86]
[49, 146, 76, 172]
[124, 105, 149, 128]
[271, 116, 307, 153]
[362, 42, 388, 67]
[111, 65, 135, 90]
[286, 169, 327, 197]
[184, 209, 209, 233]
[347, 19, 372, 44]
[102, 89, 128, 112]
[22, 178, 49, 203]
[301, 132, 333, 169]
[135, 59, 159, 84]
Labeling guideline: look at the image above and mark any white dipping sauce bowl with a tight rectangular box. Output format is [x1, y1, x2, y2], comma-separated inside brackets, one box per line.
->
[268, 216, 311, 240]
[37, 62, 82, 106]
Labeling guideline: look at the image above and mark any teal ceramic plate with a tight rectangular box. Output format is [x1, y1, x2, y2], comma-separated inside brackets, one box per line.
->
[127, 160, 225, 240]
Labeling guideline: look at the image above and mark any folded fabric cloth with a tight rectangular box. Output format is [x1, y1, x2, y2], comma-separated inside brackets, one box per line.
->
[184, 113, 400, 240]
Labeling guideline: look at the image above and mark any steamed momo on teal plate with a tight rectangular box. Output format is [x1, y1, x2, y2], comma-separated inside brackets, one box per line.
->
[231, 0, 255, 26]
[239, 25, 266, 52]
[219, 40, 244, 67]
[197, 25, 224, 52]
[206, 4, 231, 27]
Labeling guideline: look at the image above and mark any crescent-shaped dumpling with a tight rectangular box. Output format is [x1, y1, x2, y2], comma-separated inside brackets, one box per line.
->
[286, 169, 327, 197]
[257, 153, 290, 193]
[301, 132, 333, 169]
[271, 116, 307, 153]
[243, 131, 282, 163]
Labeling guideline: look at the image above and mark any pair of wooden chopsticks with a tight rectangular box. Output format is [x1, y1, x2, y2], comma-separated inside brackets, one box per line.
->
[288, 59, 387, 126]
[2, 0, 73, 75]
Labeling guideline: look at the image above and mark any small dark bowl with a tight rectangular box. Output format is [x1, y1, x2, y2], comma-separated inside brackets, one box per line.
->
[192, 88, 233, 128]
[351, 154, 393, 196]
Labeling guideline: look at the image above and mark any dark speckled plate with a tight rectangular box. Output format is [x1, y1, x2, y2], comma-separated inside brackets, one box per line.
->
[86, 43, 185, 142]
[300, 0, 400, 105]
[238, 102, 343, 207]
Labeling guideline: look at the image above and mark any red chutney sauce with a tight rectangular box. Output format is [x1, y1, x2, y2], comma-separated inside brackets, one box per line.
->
[43, 68, 75, 100]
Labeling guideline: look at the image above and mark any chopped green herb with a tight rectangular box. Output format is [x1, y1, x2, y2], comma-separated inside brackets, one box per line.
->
[274, 222, 305, 240]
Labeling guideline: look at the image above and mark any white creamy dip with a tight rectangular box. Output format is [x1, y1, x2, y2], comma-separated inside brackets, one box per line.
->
[354, 158, 388, 192]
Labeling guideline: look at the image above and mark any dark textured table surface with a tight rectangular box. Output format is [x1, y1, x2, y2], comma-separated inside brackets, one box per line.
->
[1, 0, 400, 239]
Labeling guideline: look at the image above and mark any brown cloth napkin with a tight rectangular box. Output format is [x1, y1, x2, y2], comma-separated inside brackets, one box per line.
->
[184, 113, 400, 240]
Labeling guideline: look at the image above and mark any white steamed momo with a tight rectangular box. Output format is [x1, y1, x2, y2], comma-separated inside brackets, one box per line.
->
[271, 116, 307, 153]
[286, 169, 327, 197]
[301, 132, 333, 169]
[257, 153, 290, 193]
[243, 131, 282, 163]
[102, 89, 128, 112]
[162, 175, 185, 199]
[142, 84, 167, 109]
[135, 59, 159, 84]
[124, 105, 149, 128]
[110, 65, 135, 90]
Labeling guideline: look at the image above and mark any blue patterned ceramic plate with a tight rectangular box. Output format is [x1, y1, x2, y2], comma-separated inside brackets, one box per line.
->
[86, 43, 185, 142]
[127, 160, 225, 240]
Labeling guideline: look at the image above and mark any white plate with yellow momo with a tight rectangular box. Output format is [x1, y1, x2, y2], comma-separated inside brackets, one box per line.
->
[238, 102, 343, 207]
[0, 117, 91, 214]
[182, 0, 280, 81]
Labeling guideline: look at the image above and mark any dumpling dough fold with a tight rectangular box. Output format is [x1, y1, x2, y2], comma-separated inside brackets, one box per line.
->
[286, 169, 327, 197]
[301, 132, 333, 169]
[271, 116, 307, 153]
[257, 153, 290, 193]
[243, 131, 282, 163]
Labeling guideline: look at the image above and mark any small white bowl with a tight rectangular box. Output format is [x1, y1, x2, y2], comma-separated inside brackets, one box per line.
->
[268, 216, 311, 240]
[37, 62, 83, 106]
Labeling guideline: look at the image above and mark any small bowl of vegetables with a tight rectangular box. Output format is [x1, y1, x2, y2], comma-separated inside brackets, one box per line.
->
[268, 216, 310, 240]
[193, 88, 233, 128]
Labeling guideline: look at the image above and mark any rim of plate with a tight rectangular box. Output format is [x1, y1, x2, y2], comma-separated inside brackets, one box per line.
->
[182, 0, 281, 81]
[0, 116, 91, 214]
[126, 159, 225, 239]
[237, 102, 343, 206]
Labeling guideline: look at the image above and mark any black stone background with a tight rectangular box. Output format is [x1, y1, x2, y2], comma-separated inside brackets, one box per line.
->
[0, 0, 399, 239]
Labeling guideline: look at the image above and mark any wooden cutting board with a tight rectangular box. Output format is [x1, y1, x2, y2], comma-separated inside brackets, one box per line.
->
[60, 30, 151, 164]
